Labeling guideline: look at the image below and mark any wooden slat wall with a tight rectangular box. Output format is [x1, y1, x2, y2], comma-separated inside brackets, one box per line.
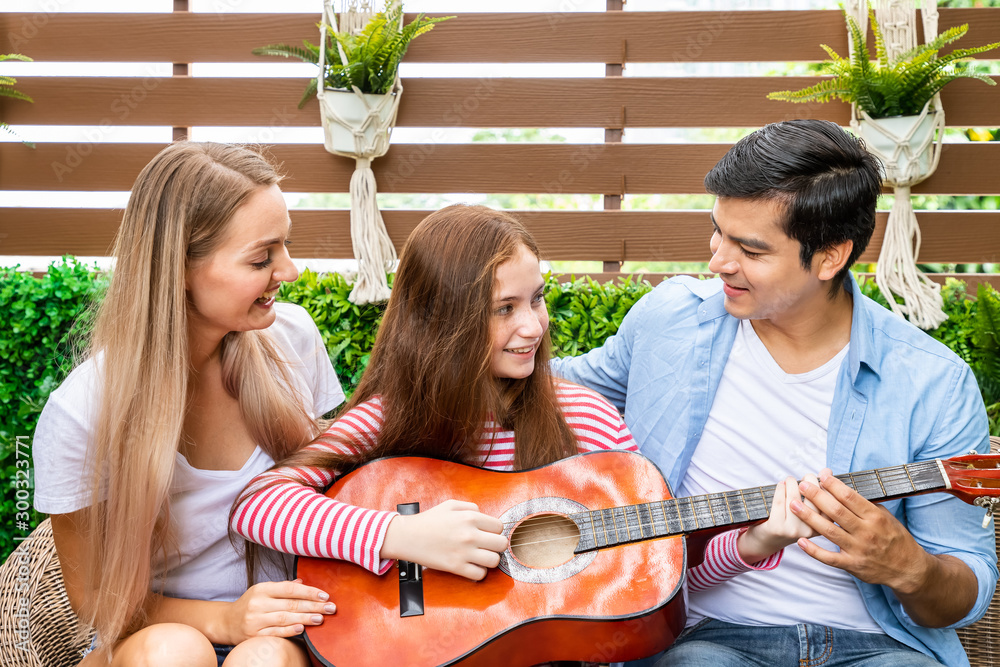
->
[1, 7, 998, 268]
[4, 208, 997, 264]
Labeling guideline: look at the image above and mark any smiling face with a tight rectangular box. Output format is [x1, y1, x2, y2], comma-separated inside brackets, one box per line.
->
[185, 183, 298, 342]
[708, 197, 841, 327]
[490, 244, 549, 380]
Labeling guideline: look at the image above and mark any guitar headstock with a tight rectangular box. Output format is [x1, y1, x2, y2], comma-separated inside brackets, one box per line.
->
[940, 454, 1000, 505]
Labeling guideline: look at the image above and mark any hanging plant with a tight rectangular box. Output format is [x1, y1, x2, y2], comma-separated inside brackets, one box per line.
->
[253, 3, 452, 306]
[253, 6, 451, 108]
[767, 8, 999, 119]
[768, 5, 999, 330]
[1, 53, 35, 148]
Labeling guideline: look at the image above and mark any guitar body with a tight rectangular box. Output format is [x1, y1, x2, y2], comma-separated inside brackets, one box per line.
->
[296, 451, 686, 667]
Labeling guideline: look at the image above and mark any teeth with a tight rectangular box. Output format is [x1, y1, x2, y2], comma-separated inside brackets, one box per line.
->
[506, 346, 533, 354]
[257, 288, 279, 303]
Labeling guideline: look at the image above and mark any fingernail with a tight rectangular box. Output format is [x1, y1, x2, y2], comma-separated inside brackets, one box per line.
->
[311, 615, 323, 624]
[324, 603, 337, 614]
[318, 591, 330, 601]
[294, 625, 304, 633]
[790, 500, 804, 512]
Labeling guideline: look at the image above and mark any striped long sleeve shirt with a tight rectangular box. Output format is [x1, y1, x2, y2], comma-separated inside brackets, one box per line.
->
[231, 382, 638, 574]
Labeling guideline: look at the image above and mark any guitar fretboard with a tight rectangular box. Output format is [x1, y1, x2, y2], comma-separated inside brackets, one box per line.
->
[572, 461, 946, 553]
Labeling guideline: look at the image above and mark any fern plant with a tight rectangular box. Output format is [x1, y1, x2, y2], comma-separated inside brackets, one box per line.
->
[254, 5, 452, 108]
[1, 54, 34, 147]
[971, 283, 1000, 435]
[768, 9, 999, 118]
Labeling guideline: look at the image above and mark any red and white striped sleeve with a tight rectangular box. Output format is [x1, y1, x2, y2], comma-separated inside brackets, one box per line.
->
[556, 382, 638, 453]
[231, 398, 398, 575]
[686, 528, 783, 592]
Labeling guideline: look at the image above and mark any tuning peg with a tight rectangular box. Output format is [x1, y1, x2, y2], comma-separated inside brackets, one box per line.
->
[975, 497, 1000, 529]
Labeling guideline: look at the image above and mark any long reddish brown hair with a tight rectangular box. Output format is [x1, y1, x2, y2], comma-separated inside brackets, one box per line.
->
[251, 204, 577, 491]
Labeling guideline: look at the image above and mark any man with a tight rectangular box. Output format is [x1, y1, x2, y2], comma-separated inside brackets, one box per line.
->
[551, 120, 996, 667]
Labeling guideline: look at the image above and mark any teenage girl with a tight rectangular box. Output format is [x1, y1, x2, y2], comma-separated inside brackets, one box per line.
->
[232, 204, 638, 585]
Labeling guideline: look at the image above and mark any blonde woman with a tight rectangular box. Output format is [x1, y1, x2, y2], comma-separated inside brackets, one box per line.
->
[32, 142, 342, 666]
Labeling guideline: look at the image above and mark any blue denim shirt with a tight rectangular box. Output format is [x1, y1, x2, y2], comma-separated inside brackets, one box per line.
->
[551, 274, 997, 667]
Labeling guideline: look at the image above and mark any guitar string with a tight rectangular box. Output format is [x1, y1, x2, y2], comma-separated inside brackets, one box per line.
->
[497, 463, 945, 537]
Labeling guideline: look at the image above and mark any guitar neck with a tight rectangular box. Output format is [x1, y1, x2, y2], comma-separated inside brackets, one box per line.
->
[573, 460, 948, 553]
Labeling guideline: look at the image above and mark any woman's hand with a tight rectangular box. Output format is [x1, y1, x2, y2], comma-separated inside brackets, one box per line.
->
[738, 474, 821, 564]
[380, 499, 509, 581]
[220, 579, 336, 644]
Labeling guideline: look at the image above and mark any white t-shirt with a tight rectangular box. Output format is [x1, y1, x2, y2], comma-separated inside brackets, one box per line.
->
[679, 319, 881, 632]
[33, 302, 344, 602]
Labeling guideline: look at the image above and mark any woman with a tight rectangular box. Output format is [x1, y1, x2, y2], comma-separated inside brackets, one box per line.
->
[33, 142, 342, 666]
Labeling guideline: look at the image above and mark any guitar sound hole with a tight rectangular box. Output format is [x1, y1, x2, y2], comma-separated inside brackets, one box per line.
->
[509, 513, 580, 569]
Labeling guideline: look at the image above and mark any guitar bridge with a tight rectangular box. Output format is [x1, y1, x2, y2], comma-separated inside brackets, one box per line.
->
[396, 502, 425, 617]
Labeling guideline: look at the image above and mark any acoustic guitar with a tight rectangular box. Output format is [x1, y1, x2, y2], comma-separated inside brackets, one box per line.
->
[295, 449, 1000, 667]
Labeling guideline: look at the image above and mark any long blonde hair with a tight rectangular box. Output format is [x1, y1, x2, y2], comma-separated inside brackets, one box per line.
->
[84, 142, 319, 649]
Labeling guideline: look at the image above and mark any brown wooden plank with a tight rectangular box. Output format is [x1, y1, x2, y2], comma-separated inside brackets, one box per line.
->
[3, 208, 996, 265]
[3, 10, 997, 64]
[8, 143, 1000, 195]
[7, 75, 999, 129]
[4, 142, 999, 195]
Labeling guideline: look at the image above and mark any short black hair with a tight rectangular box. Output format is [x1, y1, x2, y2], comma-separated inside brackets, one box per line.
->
[704, 119, 882, 287]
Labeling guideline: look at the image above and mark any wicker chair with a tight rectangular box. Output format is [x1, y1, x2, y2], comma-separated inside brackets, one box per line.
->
[955, 435, 1000, 666]
[0, 518, 93, 667]
[2, 439, 1000, 666]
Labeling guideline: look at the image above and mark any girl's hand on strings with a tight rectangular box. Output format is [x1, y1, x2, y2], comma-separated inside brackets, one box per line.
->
[381, 499, 508, 581]
[738, 473, 821, 564]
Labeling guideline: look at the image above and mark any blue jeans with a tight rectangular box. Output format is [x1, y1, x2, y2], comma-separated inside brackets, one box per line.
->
[640, 618, 943, 667]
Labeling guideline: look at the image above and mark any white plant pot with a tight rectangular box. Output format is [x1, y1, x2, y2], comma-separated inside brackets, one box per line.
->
[320, 89, 397, 155]
[857, 112, 938, 184]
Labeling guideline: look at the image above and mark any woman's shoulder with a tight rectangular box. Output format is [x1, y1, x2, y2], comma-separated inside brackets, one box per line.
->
[44, 354, 102, 418]
[268, 302, 323, 363]
[272, 302, 319, 342]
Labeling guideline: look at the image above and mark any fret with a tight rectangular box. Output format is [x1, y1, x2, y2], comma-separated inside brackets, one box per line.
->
[846, 471, 859, 492]
[663, 500, 683, 535]
[617, 507, 632, 542]
[707, 493, 729, 529]
[631, 505, 645, 539]
[588, 510, 605, 549]
[636, 503, 653, 539]
[736, 489, 751, 521]
[756, 486, 769, 519]
[743, 486, 769, 522]
[670, 499, 688, 536]
[846, 470, 884, 500]
[910, 461, 947, 492]
[873, 468, 887, 496]
[884, 465, 918, 496]
[600, 507, 612, 546]
[723, 490, 748, 524]
[687, 496, 700, 530]
[651, 501, 669, 537]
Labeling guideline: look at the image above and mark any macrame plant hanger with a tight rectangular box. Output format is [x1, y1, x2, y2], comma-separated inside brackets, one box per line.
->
[846, 0, 948, 329]
[318, 0, 403, 305]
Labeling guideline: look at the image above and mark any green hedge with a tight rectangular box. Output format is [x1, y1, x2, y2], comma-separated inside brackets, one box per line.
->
[1, 259, 998, 562]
